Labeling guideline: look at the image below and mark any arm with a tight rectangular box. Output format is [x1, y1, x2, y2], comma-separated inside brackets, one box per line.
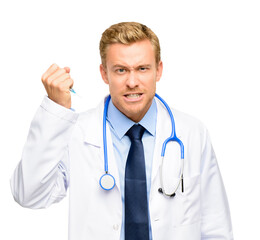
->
[200, 130, 233, 239]
[10, 64, 78, 209]
[10, 96, 78, 208]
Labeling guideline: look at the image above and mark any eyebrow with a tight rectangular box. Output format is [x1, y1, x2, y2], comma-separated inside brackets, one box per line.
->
[112, 64, 126, 69]
[112, 64, 152, 70]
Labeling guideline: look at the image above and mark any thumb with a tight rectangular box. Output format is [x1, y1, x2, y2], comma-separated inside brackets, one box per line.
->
[64, 67, 70, 73]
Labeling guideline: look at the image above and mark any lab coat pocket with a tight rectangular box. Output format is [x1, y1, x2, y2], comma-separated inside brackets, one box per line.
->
[178, 174, 201, 226]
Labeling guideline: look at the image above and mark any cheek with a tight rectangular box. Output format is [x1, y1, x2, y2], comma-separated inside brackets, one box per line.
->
[109, 81, 119, 92]
[109, 77, 126, 92]
[146, 76, 157, 91]
[108, 82, 124, 102]
[141, 71, 157, 83]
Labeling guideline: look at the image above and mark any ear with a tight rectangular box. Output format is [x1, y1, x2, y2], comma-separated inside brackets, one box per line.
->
[100, 64, 109, 84]
[156, 61, 163, 82]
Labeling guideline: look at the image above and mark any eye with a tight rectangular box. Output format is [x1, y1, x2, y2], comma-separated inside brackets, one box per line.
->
[115, 68, 126, 74]
[139, 67, 149, 72]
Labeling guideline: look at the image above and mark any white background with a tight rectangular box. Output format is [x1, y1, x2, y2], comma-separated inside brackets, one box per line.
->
[1, 0, 259, 239]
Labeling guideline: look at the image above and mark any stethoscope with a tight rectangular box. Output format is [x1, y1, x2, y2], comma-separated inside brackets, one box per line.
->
[99, 93, 184, 198]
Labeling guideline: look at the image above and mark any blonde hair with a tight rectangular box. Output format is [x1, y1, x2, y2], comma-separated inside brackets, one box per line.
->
[99, 22, 161, 67]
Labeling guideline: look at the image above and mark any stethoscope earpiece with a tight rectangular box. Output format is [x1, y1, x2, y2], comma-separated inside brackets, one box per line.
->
[158, 188, 163, 193]
[158, 188, 176, 198]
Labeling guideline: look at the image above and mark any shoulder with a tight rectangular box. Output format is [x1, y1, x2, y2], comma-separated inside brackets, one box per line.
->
[77, 98, 105, 123]
[156, 98, 206, 131]
[172, 108, 206, 132]
[156, 99, 208, 144]
[74, 98, 104, 134]
[171, 108, 210, 151]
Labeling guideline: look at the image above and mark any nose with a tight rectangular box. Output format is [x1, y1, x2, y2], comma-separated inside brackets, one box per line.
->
[126, 70, 139, 89]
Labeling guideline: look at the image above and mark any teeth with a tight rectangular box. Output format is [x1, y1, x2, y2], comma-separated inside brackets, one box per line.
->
[126, 94, 141, 98]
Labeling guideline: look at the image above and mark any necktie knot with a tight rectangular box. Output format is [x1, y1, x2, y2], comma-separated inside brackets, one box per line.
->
[126, 124, 145, 141]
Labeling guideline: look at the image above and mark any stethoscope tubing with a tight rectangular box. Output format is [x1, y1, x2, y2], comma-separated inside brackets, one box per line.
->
[103, 95, 111, 173]
[155, 93, 184, 159]
[101, 94, 184, 196]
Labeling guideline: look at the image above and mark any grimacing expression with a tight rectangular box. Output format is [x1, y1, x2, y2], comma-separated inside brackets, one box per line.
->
[100, 39, 163, 123]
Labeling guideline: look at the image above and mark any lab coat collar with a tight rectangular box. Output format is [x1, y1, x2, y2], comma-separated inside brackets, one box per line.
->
[107, 98, 157, 139]
[83, 96, 158, 145]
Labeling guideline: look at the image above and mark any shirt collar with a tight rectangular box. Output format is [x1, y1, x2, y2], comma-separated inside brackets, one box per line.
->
[107, 98, 157, 139]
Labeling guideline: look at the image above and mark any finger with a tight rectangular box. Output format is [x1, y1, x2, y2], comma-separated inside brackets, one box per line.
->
[50, 73, 71, 88]
[41, 63, 59, 83]
[64, 78, 74, 90]
[56, 78, 74, 92]
[47, 68, 67, 83]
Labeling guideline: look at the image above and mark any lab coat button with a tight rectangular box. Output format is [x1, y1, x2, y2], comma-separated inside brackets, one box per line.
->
[113, 224, 119, 231]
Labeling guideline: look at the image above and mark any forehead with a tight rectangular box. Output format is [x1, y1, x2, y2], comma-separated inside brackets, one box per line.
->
[105, 40, 156, 67]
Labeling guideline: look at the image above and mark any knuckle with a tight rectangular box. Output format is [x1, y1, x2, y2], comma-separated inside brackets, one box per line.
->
[57, 84, 64, 91]
[50, 80, 57, 88]
[51, 63, 59, 69]
[46, 77, 52, 85]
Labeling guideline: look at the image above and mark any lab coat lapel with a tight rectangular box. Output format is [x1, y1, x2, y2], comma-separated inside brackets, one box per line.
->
[83, 97, 121, 193]
[151, 98, 173, 183]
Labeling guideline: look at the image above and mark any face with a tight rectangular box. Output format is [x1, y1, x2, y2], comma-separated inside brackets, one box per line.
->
[100, 39, 163, 122]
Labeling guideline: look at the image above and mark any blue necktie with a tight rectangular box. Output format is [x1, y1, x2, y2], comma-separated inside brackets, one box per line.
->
[125, 124, 149, 240]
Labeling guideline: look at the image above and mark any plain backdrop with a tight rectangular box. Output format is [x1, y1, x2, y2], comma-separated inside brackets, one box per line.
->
[1, 0, 259, 239]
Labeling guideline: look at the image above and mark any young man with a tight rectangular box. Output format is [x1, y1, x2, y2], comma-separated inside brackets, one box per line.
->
[11, 22, 233, 239]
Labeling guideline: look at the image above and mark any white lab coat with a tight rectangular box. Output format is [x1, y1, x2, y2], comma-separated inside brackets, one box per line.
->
[11, 96, 233, 240]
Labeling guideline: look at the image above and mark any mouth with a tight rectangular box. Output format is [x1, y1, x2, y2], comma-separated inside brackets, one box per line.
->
[123, 93, 144, 102]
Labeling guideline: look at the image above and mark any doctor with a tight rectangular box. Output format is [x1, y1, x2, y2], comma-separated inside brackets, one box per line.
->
[11, 22, 233, 239]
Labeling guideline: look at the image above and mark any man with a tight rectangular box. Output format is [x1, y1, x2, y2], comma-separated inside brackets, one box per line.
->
[11, 22, 233, 239]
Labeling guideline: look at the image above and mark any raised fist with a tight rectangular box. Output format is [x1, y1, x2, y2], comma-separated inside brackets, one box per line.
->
[41, 63, 74, 109]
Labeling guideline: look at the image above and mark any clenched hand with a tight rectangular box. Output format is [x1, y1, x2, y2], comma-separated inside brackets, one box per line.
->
[41, 63, 74, 109]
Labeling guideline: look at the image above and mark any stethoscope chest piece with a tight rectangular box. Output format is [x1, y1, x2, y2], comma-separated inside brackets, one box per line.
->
[99, 173, 115, 190]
